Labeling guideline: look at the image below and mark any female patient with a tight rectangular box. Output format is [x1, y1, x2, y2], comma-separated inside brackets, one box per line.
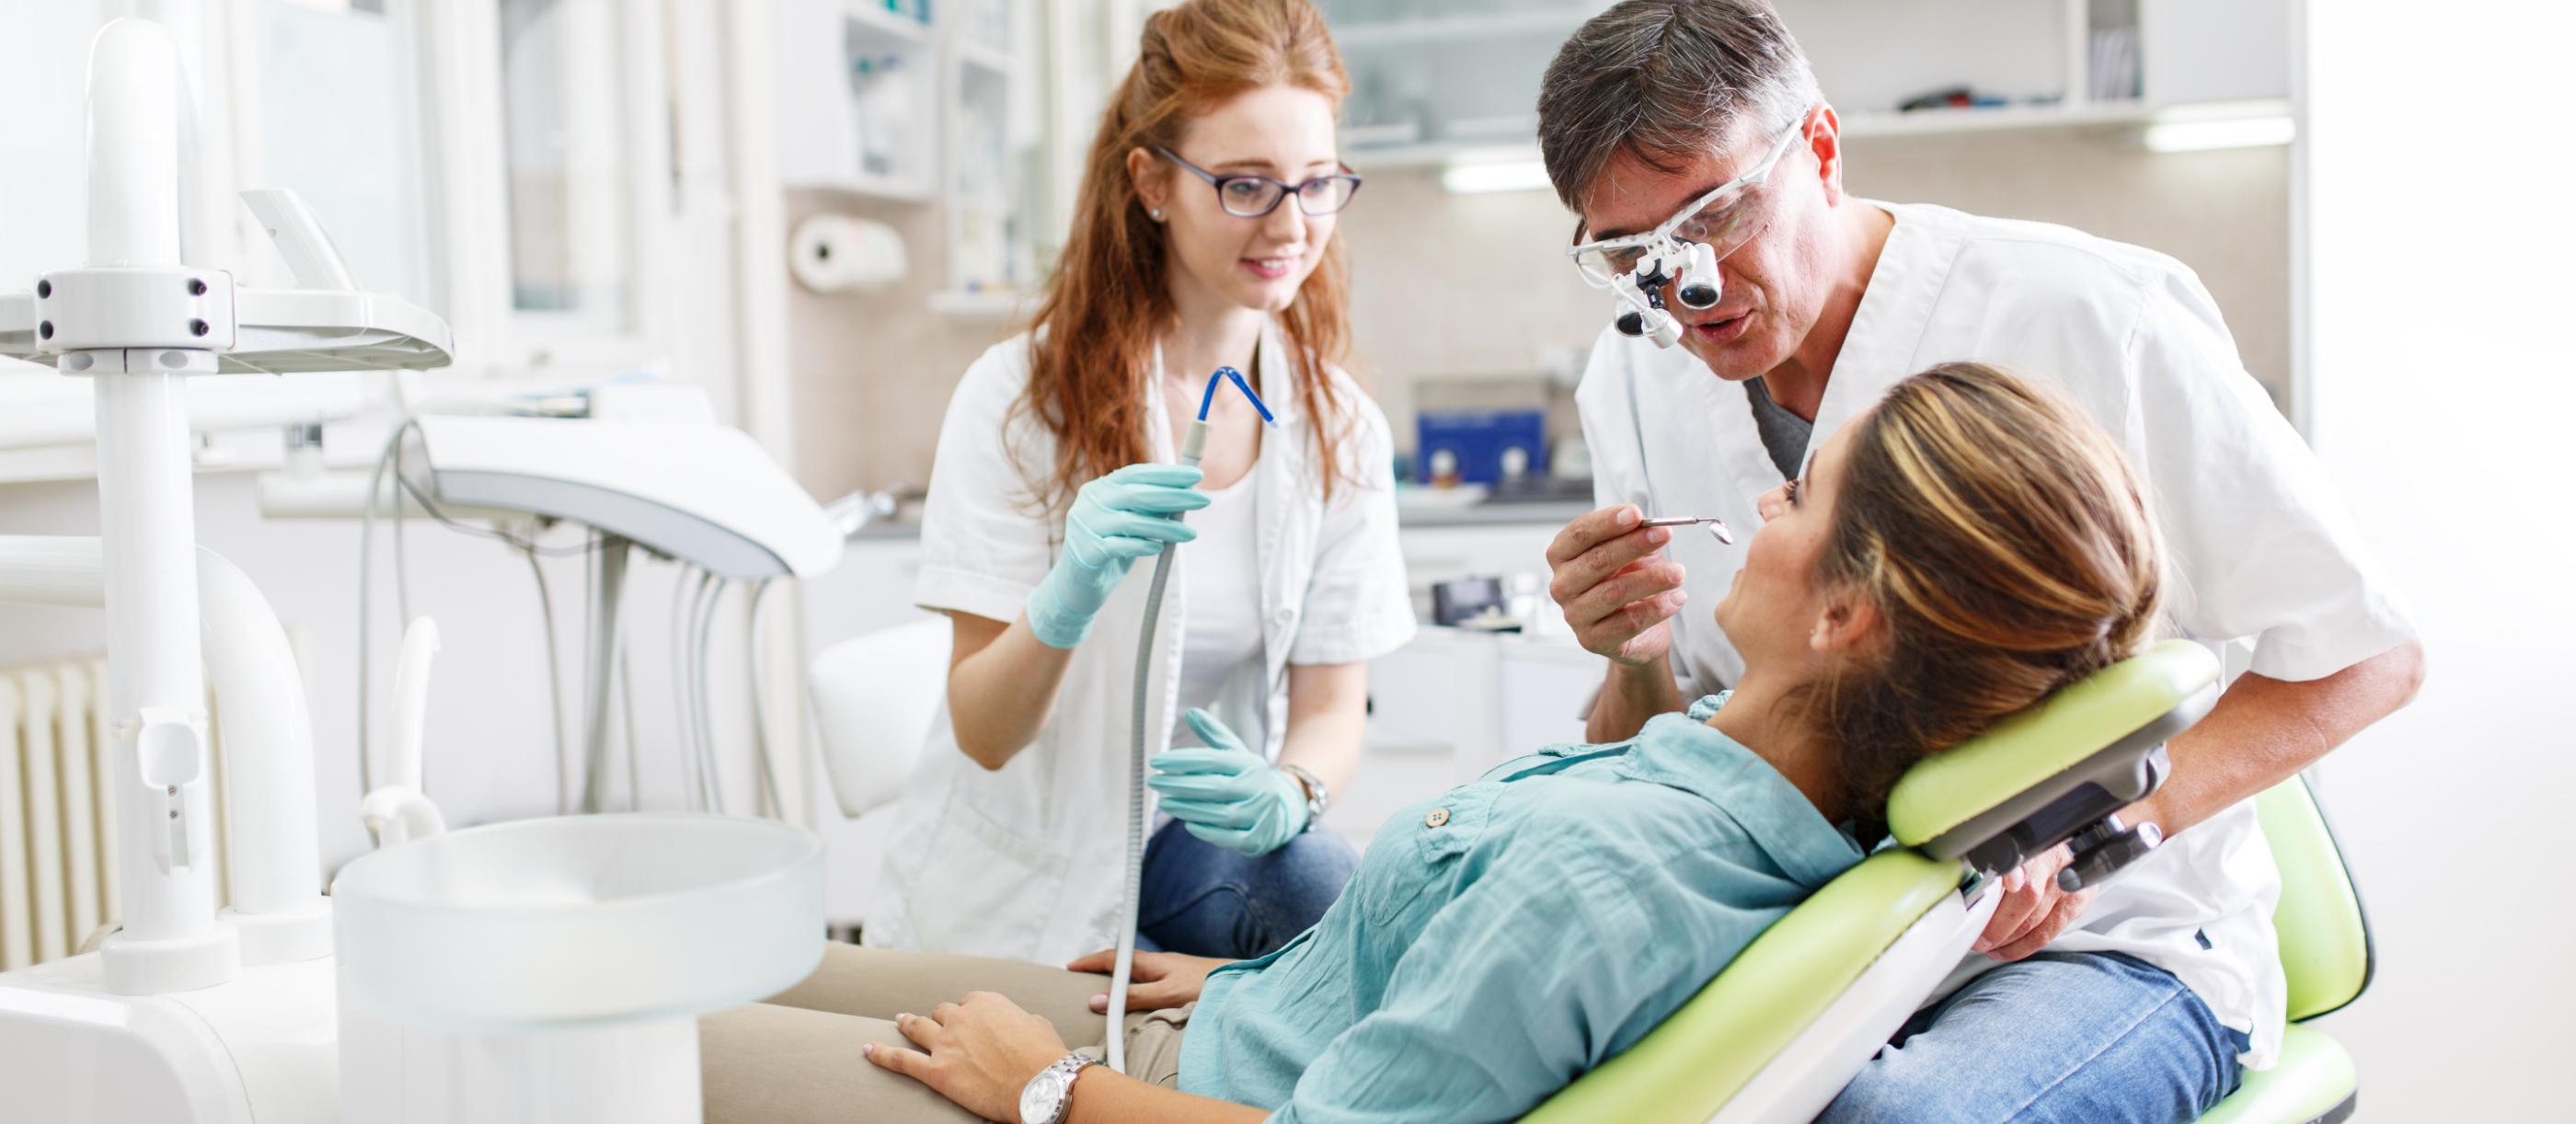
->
[702, 363, 2170, 1124]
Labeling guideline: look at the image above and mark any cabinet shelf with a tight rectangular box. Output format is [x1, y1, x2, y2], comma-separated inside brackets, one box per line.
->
[1838, 100, 2153, 138]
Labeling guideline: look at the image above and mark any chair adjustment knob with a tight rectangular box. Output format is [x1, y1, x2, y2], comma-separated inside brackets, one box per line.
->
[2056, 816, 2164, 893]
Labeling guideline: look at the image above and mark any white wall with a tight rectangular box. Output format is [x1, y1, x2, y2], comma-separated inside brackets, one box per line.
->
[2297, 2, 2575, 1118]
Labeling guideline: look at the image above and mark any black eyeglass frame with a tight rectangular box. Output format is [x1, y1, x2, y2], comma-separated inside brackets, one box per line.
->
[1155, 147, 1364, 218]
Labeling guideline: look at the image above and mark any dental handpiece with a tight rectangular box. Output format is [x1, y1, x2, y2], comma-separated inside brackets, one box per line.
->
[1641, 516, 1734, 545]
[1110, 365, 1277, 1075]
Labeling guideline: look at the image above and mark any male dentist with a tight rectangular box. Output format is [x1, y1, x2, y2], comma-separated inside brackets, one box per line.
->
[1536, 3, 2423, 1122]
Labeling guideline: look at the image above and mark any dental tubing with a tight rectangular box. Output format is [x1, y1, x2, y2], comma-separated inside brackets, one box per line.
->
[1107, 365, 1275, 1073]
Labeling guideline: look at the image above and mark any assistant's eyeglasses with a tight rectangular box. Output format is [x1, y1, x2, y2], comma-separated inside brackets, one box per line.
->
[1156, 147, 1363, 218]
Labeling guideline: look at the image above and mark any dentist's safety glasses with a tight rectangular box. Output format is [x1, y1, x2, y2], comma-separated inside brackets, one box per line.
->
[1566, 104, 1816, 292]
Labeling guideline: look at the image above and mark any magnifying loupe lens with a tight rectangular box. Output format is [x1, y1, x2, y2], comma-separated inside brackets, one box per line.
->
[1615, 310, 1646, 337]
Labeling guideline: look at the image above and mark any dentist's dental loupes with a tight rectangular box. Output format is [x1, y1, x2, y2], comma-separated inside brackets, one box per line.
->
[1642, 515, 1734, 545]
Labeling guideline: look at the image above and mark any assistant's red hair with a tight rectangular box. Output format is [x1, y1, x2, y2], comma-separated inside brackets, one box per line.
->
[1018, 0, 1356, 510]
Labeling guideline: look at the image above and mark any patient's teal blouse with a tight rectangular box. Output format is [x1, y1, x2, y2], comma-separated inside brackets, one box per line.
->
[1178, 703, 1867, 1124]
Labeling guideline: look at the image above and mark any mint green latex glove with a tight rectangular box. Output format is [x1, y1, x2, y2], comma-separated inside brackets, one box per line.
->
[1148, 708, 1310, 856]
[1024, 463, 1208, 648]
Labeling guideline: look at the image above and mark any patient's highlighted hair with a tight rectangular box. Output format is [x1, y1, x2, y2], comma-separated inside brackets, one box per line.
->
[1821, 362, 2166, 829]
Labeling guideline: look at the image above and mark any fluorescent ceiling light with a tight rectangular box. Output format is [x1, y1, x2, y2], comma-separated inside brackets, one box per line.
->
[2143, 115, 2294, 153]
[1442, 160, 1553, 195]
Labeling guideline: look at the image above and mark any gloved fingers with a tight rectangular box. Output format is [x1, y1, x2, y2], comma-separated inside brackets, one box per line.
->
[1062, 533, 1167, 572]
[1099, 462, 1207, 488]
[1146, 774, 1262, 805]
[1089, 484, 1211, 516]
[1072, 507, 1201, 545]
[1149, 745, 1259, 775]
[1157, 797, 1264, 832]
[1179, 708, 1251, 754]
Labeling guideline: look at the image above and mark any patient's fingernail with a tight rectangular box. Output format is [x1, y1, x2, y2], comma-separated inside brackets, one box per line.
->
[863, 1043, 875, 1058]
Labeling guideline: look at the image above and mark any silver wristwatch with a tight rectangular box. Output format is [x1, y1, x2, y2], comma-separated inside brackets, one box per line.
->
[1019, 1052, 1098, 1124]
[1277, 763, 1330, 821]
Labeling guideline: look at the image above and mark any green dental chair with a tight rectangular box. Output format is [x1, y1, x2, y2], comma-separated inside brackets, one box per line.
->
[1523, 639, 2368, 1124]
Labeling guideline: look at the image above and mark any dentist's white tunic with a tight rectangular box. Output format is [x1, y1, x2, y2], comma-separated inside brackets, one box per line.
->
[1577, 201, 2415, 1069]
[867, 325, 1416, 966]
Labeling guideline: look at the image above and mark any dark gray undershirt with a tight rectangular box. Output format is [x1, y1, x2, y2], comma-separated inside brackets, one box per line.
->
[1743, 376, 1812, 481]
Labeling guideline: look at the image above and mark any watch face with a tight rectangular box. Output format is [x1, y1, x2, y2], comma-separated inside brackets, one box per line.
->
[1019, 1068, 1068, 1124]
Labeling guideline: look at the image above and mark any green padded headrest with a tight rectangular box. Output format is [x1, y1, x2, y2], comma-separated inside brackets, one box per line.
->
[1887, 639, 2220, 848]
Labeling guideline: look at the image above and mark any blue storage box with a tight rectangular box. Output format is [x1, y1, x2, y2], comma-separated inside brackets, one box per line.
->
[1417, 409, 1547, 485]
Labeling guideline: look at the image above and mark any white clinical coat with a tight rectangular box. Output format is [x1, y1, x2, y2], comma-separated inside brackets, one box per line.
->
[1577, 201, 2416, 1068]
[867, 324, 1417, 966]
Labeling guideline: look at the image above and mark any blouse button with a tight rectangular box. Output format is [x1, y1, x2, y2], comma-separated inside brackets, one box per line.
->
[1424, 808, 1451, 828]
[1274, 607, 1296, 625]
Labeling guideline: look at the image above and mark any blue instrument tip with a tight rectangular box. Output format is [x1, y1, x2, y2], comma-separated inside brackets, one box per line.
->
[1198, 365, 1278, 425]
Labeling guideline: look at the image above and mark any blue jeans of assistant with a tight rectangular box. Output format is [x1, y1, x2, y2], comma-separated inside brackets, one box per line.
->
[1135, 818, 1358, 959]
[1818, 951, 2247, 1124]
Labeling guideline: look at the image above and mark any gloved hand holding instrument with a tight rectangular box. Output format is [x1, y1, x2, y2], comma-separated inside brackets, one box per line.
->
[1150, 708, 1312, 856]
[1023, 463, 1211, 648]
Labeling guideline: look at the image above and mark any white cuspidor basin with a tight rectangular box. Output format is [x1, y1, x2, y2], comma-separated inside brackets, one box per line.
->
[332, 813, 824, 1033]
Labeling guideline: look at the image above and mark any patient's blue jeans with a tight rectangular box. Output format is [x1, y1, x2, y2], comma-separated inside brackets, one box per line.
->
[1818, 951, 2246, 1124]
[1135, 819, 1358, 959]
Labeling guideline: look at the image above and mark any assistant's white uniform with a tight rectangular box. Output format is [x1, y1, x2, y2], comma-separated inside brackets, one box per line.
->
[1578, 201, 2415, 1068]
[867, 323, 1416, 966]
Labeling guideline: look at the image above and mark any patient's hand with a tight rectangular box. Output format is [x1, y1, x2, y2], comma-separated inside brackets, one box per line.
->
[1975, 843, 2101, 961]
[865, 992, 1071, 1122]
[1067, 949, 1233, 1013]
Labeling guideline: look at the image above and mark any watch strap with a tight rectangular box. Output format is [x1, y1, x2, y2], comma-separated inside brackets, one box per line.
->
[1277, 763, 1330, 820]
[1022, 1051, 1098, 1124]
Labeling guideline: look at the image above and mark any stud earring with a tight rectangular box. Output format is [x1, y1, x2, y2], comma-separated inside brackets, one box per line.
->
[1150, 208, 1165, 221]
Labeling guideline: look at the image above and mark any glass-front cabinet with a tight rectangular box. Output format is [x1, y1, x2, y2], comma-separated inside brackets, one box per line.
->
[1318, 0, 1605, 162]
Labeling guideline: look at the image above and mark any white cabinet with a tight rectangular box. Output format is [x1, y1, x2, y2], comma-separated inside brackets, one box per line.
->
[944, 0, 1043, 300]
[1321, 0, 1602, 158]
[774, 0, 1043, 307]
[776, 1, 940, 200]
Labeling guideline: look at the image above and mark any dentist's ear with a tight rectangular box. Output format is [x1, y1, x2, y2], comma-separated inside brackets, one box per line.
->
[1809, 594, 1882, 655]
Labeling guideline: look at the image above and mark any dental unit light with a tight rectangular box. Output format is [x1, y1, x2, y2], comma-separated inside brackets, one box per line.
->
[1105, 364, 1277, 1074]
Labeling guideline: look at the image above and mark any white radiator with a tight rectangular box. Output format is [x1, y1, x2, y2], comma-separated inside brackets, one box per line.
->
[0, 655, 234, 970]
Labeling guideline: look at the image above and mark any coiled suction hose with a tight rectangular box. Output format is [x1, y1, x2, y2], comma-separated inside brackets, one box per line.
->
[1106, 366, 1274, 1072]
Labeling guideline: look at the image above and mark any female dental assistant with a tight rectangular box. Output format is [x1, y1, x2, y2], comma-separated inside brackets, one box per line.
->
[865, 0, 1412, 968]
